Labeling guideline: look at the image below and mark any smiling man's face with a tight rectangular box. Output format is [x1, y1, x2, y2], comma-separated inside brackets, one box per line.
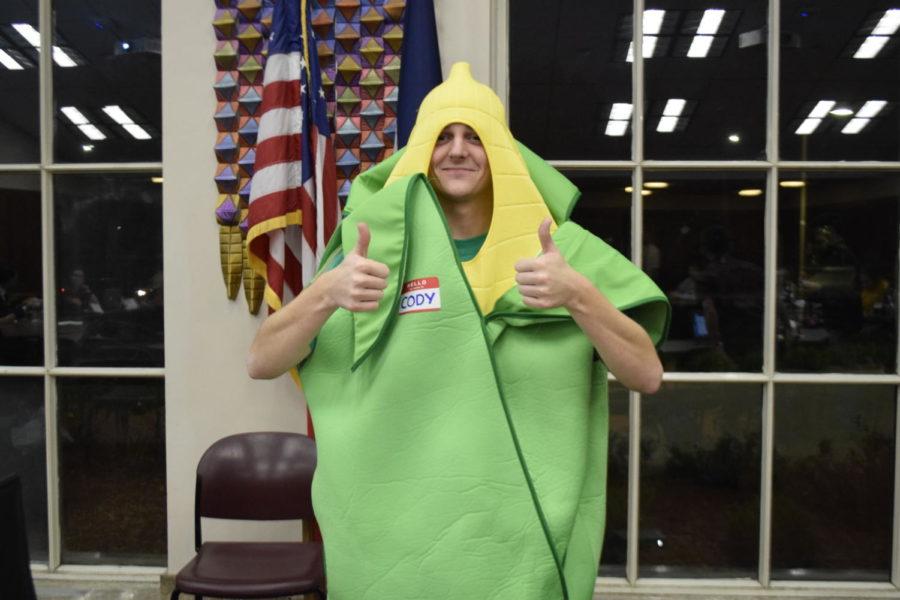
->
[429, 123, 492, 204]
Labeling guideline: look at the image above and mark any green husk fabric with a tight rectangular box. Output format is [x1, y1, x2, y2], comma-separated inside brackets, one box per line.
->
[299, 146, 669, 600]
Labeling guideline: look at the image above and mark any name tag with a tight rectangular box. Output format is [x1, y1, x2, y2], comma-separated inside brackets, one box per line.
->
[398, 277, 441, 314]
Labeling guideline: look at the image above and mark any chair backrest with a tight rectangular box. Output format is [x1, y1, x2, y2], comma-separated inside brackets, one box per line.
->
[196, 432, 316, 522]
[0, 473, 38, 600]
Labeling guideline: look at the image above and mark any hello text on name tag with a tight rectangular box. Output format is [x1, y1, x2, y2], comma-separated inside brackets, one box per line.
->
[398, 277, 441, 314]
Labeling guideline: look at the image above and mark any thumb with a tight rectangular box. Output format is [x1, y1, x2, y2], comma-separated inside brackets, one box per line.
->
[538, 218, 557, 254]
[353, 222, 370, 258]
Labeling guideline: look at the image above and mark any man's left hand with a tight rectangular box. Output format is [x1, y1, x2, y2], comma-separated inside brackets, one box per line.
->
[514, 218, 585, 310]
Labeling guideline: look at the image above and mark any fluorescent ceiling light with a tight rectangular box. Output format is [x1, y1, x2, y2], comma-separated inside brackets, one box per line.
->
[644, 10, 666, 35]
[828, 106, 854, 117]
[738, 189, 763, 197]
[808, 100, 835, 118]
[12, 23, 41, 47]
[697, 9, 726, 35]
[60, 106, 89, 125]
[779, 180, 805, 188]
[151, 176, 164, 184]
[687, 35, 714, 57]
[728, 133, 741, 143]
[644, 181, 669, 189]
[794, 118, 822, 135]
[609, 103, 633, 121]
[81, 144, 94, 152]
[122, 123, 152, 140]
[656, 116, 679, 132]
[872, 9, 900, 35]
[78, 124, 106, 141]
[857, 100, 887, 118]
[52, 46, 77, 67]
[0, 49, 24, 70]
[688, 35, 714, 58]
[663, 98, 686, 116]
[854, 35, 889, 59]
[625, 36, 659, 62]
[841, 118, 870, 134]
[12, 23, 77, 68]
[641, 189, 652, 196]
[605, 120, 629, 136]
[102, 105, 132, 125]
[102, 105, 153, 139]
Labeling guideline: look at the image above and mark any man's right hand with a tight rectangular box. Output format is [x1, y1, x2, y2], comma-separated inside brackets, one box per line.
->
[324, 222, 389, 312]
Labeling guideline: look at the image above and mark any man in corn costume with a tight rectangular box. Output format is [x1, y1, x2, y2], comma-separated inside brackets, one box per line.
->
[250, 63, 669, 600]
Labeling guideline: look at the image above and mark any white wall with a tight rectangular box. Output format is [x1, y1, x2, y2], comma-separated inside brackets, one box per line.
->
[161, 0, 492, 574]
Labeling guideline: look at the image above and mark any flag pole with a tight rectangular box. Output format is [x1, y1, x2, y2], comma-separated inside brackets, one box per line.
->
[300, 0, 311, 80]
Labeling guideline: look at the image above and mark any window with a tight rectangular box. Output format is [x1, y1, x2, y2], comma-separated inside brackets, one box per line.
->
[0, 0, 163, 571]
[510, 0, 900, 589]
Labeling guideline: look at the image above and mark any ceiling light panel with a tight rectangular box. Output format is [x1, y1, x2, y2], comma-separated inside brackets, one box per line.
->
[856, 100, 887, 118]
[0, 49, 24, 70]
[872, 9, 900, 35]
[808, 100, 835, 119]
[794, 118, 822, 135]
[657, 116, 679, 132]
[663, 98, 686, 116]
[687, 35, 714, 57]
[696, 9, 726, 35]
[854, 35, 889, 58]
[610, 103, 633, 121]
[60, 106, 89, 125]
[643, 10, 666, 35]
[841, 118, 870, 134]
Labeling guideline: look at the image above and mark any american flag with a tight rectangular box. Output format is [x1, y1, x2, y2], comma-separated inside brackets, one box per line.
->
[247, 0, 338, 313]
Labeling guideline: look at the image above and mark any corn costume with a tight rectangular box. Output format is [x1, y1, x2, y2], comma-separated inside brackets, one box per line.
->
[299, 63, 670, 600]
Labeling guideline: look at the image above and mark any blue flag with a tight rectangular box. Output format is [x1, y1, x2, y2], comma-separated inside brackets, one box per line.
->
[396, 0, 442, 148]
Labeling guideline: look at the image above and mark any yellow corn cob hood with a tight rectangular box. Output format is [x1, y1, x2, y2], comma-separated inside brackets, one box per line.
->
[386, 61, 555, 314]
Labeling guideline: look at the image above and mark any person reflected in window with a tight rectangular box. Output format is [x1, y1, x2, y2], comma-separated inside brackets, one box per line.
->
[59, 268, 103, 317]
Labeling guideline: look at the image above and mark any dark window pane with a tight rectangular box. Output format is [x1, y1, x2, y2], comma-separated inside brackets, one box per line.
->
[52, 0, 161, 162]
[58, 378, 165, 566]
[0, 1, 39, 162]
[645, 171, 765, 372]
[566, 171, 632, 258]
[0, 377, 47, 562]
[781, 2, 900, 161]
[640, 383, 761, 578]
[54, 173, 163, 367]
[772, 384, 895, 580]
[510, 0, 632, 160]
[777, 172, 898, 373]
[599, 383, 629, 577]
[0, 173, 42, 365]
[645, 4, 767, 159]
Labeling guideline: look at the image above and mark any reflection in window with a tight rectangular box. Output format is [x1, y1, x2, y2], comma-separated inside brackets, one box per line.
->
[0, 0, 40, 163]
[54, 174, 163, 367]
[566, 172, 631, 258]
[645, 172, 765, 372]
[781, 2, 900, 160]
[509, 0, 632, 160]
[772, 385, 894, 581]
[599, 384, 629, 577]
[644, 4, 767, 159]
[777, 172, 898, 373]
[640, 383, 761, 578]
[53, 0, 161, 162]
[0, 377, 47, 562]
[0, 174, 42, 365]
[58, 378, 166, 566]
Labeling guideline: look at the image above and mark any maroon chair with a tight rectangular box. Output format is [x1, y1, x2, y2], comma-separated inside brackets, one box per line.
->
[171, 432, 325, 600]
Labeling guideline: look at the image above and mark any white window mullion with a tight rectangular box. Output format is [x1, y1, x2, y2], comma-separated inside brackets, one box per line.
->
[37, 0, 62, 573]
[626, 389, 642, 584]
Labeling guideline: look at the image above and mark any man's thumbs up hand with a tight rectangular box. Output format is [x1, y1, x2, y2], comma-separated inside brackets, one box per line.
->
[514, 218, 583, 310]
[324, 222, 389, 312]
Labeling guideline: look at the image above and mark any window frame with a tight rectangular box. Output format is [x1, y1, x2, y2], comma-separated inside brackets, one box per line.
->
[0, 0, 164, 579]
[500, 0, 900, 592]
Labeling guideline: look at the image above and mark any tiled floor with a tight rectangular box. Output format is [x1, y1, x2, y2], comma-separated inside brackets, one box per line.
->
[34, 580, 159, 600]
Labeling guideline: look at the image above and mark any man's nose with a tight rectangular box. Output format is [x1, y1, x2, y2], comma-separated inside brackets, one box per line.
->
[448, 134, 467, 157]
